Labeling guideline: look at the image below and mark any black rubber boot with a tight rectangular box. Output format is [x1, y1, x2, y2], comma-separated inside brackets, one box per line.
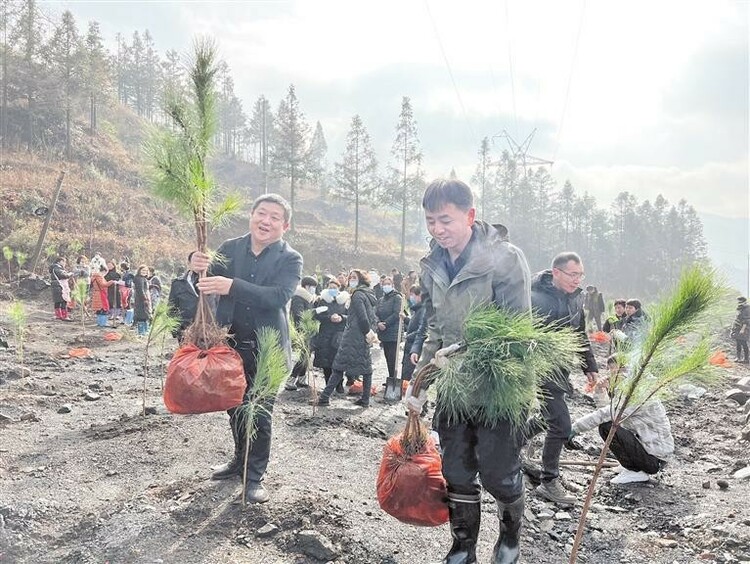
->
[491, 494, 524, 564]
[442, 495, 481, 564]
[211, 415, 245, 480]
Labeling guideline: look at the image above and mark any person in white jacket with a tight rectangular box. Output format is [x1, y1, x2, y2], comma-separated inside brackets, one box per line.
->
[570, 356, 674, 485]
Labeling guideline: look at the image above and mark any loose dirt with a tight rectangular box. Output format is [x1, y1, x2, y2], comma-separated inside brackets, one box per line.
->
[1, 299, 749, 563]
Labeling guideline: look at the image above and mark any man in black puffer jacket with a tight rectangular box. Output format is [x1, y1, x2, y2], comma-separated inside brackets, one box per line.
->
[528, 252, 598, 506]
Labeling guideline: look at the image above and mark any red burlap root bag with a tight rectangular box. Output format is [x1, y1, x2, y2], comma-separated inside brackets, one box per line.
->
[376, 432, 449, 526]
[164, 344, 246, 414]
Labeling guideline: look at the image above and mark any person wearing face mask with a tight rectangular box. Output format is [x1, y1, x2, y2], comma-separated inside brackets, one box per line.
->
[401, 285, 425, 382]
[376, 275, 404, 387]
[284, 276, 319, 391]
[315, 269, 378, 408]
[312, 279, 350, 390]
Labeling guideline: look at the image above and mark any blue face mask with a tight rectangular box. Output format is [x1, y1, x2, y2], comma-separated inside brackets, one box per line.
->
[382, 285, 393, 294]
[349, 280, 358, 289]
[329, 288, 339, 297]
[409, 297, 417, 307]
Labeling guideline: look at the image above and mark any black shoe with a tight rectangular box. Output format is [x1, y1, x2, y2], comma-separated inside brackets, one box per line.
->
[335, 383, 345, 394]
[443, 495, 481, 564]
[314, 397, 330, 407]
[284, 380, 298, 391]
[353, 398, 370, 408]
[211, 456, 243, 480]
[243, 482, 269, 504]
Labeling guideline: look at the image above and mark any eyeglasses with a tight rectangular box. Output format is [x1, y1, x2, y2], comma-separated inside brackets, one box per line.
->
[557, 269, 586, 281]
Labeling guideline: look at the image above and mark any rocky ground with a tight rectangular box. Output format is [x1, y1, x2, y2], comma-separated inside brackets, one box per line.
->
[1, 298, 750, 564]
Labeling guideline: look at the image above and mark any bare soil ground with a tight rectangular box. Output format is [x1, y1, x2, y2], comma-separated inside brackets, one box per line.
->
[1, 298, 749, 564]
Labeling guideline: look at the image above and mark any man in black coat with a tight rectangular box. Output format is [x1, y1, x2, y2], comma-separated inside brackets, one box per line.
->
[528, 252, 598, 506]
[166, 252, 200, 343]
[284, 275, 318, 390]
[191, 194, 302, 505]
[401, 285, 425, 382]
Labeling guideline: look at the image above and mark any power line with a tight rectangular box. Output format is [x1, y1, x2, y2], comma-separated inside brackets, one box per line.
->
[553, 0, 586, 162]
[504, 0, 518, 140]
[424, 1, 476, 142]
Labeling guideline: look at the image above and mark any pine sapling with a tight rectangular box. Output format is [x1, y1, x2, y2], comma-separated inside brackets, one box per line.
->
[7, 301, 27, 369]
[569, 265, 729, 564]
[71, 280, 89, 341]
[15, 251, 27, 282]
[142, 301, 180, 415]
[2, 246, 13, 282]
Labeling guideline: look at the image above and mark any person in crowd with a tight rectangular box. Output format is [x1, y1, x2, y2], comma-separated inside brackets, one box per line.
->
[89, 252, 106, 275]
[376, 274, 404, 386]
[148, 267, 162, 308]
[570, 355, 674, 484]
[584, 285, 605, 332]
[336, 271, 348, 289]
[391, 268, 404, 293]
[526, 252, 598, 506]
[73, 255, 91, 285]
[731, 296, 750, 363]
[50, 256, 74, 322]
[166, 252, 201, 343]
[91, 264, 118, 327]
[104, 261, 121, 321]
[603, 299, 627, 333]
[372, 273, 386, 300]
[401, 270, 418, 295]
[133, 265, 152, 336]
[191, 193, 302, 505]
[401, 285, 424, 382]
[312, 279, 350, 391]
[316, 269, 378, 408]
[621, 299, 647, 339]
[285, 276, 319, 391]
[120, 262, 135, 326]
[405, 179, 531, 564]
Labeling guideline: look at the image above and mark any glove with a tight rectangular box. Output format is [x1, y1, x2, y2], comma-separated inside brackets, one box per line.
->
[565, 431, 583, 451]
[431, 343, 462, 368]
[403, 382, 428, 415]
[365, 329, 379, 345]
[314, 306, 329, 314]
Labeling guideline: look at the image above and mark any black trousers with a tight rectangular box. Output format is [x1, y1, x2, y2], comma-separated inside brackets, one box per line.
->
[227, 339, 274, 484]
[436, 413, 524, 504]
[736, 339, 749, 362]
[382, 341, 398, 380]
[599, 422, 664, 474]
[525, 379, 571, 482]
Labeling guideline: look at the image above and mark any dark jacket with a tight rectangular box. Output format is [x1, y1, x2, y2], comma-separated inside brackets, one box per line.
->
[332, 286, 377, 376]
[167, 271, 200, 336]
[402, 302, 426, 381]
[313, 289, 350, 369]
[531, 270, 597, 374]
[376, 290, 403, 342]
[105, 269, 121, 309]
[731, 303, 750, 341]
[290, 287, 316, 328]
[416, 221, 532, 374]
[50, 262, 72, 303]
[584, 289, 605, 317]
[602, 313, 625, 333]
[210, 234, 302, 369]
[133, 273, 151, 322]
[621, 308, 647, 339]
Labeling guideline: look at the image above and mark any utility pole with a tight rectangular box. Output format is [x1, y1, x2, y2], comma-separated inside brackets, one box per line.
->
[30, 170, 66, 274]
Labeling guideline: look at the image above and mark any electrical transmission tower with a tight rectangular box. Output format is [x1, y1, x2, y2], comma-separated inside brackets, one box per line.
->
[492, 128, 553, 175]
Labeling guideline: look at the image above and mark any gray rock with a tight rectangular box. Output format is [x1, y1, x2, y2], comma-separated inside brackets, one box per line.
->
[654, 538, 678, 548]
[732, 466, 750, 480]
[725, 389, 750, 406]
[702, 481, 711, 489]
[256, 523, 279, 538]
[0, 412, 14, 423]
[84, 391, 100, 401]
[539, 519, 554, 532]
[537, 510, 555, 520]
[144, 406, 158, 415]
[296, 530, 339, 561]
[555, 511, 572, 521]
[717, 479, 730, 489]
[57, 404, 72, 414]
[20, 412, 39, 422]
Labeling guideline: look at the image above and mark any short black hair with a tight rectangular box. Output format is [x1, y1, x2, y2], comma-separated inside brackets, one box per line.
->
[301, 276, 317, 287]
[252, 193, 292, 222]
[409, 285, 422, 296]
[626, 299, 641, 310]
[614, 299, 626, 307]
[422, 179, 474, 212]
[552, 252, 582, 270]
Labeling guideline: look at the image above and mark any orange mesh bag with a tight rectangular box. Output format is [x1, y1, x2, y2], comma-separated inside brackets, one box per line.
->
[590, 331, 610, 343]
[376, 365, 448, 527]
[709, 350, 732, 368]
[348, 381, 378, 396]
[164, 344, 246, 414]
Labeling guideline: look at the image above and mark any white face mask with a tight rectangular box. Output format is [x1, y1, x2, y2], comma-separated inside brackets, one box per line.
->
[306, 286, 316, 294]
[348, 280, 358, 289]
[382, 285, 393, 294]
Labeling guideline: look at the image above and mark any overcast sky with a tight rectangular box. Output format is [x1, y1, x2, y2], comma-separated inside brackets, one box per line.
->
[58, 0, 748, 219]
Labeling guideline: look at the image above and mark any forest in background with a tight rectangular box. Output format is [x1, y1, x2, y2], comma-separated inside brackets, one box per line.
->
[0, 0, 709, 299]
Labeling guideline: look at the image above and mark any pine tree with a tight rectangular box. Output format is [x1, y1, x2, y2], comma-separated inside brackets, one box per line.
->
[129, 30, 144, 116]
[332, 115, 379, 250]
[46, 9, 81, 160]
[307, 121, 327, 190]
[142, 30, 159, 121]
[384, 96, 424, 260]
[471, 137, 492, 221]
[82, 21, 108, 134]
[271, 84, 309, 230]
[10, 0, 44, 152]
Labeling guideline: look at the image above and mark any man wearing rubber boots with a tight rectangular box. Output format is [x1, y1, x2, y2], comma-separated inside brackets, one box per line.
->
[191, 194, 302, 505]
[406, 179, 531, 564]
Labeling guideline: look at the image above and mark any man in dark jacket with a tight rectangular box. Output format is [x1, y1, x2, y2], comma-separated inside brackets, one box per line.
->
[732, 296, 750, 363]
[602, 299, 627, 333]
[407, 179, 532, 564]
[191, 193, 302, 505]
[166, 252, 200, 343]
[584, 285, 605, 332]
[285, 276, 318, 390]
[401, 285, 425, 382]
[528, 252, 599, 506]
